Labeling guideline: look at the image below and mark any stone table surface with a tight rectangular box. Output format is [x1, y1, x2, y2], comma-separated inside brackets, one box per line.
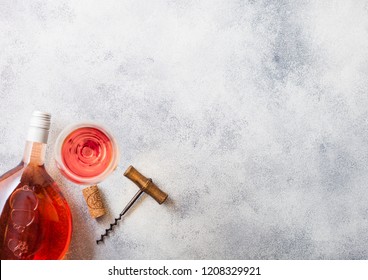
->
[1, 0, 368, 259]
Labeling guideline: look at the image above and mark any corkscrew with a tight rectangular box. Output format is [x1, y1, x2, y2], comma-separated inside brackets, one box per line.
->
[96, 165, 168, 244]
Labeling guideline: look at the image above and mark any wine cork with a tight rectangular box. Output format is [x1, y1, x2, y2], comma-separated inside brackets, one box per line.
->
[82, 185, 106, 218]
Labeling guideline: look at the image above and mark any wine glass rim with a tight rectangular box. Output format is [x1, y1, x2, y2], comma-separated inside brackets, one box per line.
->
[54, 122, 119, 185]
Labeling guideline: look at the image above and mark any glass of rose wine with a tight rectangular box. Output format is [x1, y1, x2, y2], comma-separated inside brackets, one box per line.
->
[54, 123, 119, 185]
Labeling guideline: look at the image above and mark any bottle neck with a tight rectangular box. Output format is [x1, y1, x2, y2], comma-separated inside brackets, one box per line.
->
[23, 141, 47, 165]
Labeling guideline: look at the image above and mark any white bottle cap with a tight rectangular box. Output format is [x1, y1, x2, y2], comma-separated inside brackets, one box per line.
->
[27, 111, 51, 143]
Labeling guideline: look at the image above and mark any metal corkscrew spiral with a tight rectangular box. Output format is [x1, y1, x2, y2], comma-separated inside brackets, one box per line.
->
[96, 166, 168, 244]
[96, 189, 143, 244]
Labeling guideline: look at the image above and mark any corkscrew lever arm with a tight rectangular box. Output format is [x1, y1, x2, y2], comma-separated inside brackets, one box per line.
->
[96, 166, 168, 244]
[118, 189, 144, 217]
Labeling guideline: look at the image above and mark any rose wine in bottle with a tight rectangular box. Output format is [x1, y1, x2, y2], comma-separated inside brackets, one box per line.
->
[0, 111, 72, 260]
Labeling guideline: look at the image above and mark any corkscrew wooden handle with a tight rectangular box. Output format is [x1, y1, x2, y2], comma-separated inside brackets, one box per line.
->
[124, 165, 168, 204]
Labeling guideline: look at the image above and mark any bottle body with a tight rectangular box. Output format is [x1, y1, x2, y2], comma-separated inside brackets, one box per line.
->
[0, 143, 72, 260]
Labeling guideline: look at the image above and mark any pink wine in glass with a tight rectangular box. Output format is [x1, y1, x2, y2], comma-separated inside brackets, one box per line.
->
[55, 124, 119, 184]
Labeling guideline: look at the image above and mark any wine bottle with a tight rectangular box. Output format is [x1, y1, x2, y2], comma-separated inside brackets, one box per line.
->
[0, 111, 72, 260]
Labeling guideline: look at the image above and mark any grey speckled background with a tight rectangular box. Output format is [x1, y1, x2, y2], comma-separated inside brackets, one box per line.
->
[1, 0, 368, 259]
